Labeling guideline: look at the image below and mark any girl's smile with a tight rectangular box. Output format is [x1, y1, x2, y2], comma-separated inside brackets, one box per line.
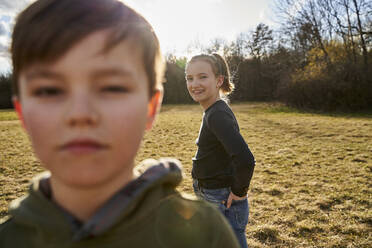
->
[190, 87, 205, 96]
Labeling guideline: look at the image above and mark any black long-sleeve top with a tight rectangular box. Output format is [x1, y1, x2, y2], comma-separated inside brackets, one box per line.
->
[192, 100, 255, 197]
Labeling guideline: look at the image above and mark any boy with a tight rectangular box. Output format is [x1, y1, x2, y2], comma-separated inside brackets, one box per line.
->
[0, 0, 240, 247]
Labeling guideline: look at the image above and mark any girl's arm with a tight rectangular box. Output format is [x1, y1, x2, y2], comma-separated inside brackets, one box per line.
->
[207, 110, 255, 197]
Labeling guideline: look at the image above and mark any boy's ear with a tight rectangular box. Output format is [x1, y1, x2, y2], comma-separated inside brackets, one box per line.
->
[12, 96, 26, 129]
[146, 90, 163, 130]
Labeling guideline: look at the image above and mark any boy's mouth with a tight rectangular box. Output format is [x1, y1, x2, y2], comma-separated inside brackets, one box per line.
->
[60, 139, 108, 154]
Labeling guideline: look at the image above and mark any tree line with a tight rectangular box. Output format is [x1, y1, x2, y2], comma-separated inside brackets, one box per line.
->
[1, 0, 371, 111]
[164, 0, 371, 111]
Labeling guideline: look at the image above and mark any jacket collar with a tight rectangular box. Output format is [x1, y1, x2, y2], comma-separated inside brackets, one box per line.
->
[9, 158, 182, 242]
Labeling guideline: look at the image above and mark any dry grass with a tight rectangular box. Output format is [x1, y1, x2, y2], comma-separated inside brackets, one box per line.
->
[1, 103, 371, 247]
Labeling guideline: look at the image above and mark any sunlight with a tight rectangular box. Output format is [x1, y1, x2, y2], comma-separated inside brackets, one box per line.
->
[121, 0, 274, 56]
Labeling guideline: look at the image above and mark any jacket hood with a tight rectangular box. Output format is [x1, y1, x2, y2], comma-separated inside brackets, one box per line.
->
[8, 158, 183, 241]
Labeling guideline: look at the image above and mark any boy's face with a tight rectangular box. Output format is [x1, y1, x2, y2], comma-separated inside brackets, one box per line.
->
[14, 30, 160, 189]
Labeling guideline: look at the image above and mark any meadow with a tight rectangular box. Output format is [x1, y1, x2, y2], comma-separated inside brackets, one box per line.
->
[0, 103, 371, 247]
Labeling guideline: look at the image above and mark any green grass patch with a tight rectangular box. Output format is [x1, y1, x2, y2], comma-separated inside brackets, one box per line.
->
[259, 102, 372, 118]
[0, 109, 18, 121]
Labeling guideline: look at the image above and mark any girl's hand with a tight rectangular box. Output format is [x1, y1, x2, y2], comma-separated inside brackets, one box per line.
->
[226, 192, 246, 209]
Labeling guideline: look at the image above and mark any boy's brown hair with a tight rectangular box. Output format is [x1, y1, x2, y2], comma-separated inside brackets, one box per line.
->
[11, 0, 164, 97]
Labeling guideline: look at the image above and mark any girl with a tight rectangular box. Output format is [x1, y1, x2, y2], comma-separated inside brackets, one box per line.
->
[185, 54, 255, 248]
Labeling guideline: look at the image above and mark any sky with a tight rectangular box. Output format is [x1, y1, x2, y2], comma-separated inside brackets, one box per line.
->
[0, 0, 275, 74]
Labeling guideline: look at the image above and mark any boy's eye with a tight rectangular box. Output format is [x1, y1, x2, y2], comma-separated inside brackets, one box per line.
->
[200, 75, 207, 79]
[186, 77, 193, 82]
[101, 85, 128, 93]
[33, 87, 63, 97]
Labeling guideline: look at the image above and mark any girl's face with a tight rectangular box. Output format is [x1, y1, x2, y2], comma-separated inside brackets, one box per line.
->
[185, 60, 222, 109]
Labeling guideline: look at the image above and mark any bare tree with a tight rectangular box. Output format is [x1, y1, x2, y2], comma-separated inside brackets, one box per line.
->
[352, 0, 370, 69]
[274, 0, 331, 64]
[247, 23, 273, 60]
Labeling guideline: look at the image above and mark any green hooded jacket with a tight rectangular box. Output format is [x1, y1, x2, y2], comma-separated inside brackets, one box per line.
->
[0, 158, 240, 248]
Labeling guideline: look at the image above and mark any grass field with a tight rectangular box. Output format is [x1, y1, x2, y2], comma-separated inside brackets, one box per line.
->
[0, 103, 371, 247]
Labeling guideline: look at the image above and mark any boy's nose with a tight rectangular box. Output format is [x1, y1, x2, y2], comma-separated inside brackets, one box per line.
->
[65, 94, 99, 127]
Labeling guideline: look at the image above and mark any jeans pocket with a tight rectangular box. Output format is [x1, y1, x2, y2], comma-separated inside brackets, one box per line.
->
[200, 188, 230, 212]
[229, 198, 249, 230]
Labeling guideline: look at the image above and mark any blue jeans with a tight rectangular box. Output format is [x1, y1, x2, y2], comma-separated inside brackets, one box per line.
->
[193, 180, 249, 248]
